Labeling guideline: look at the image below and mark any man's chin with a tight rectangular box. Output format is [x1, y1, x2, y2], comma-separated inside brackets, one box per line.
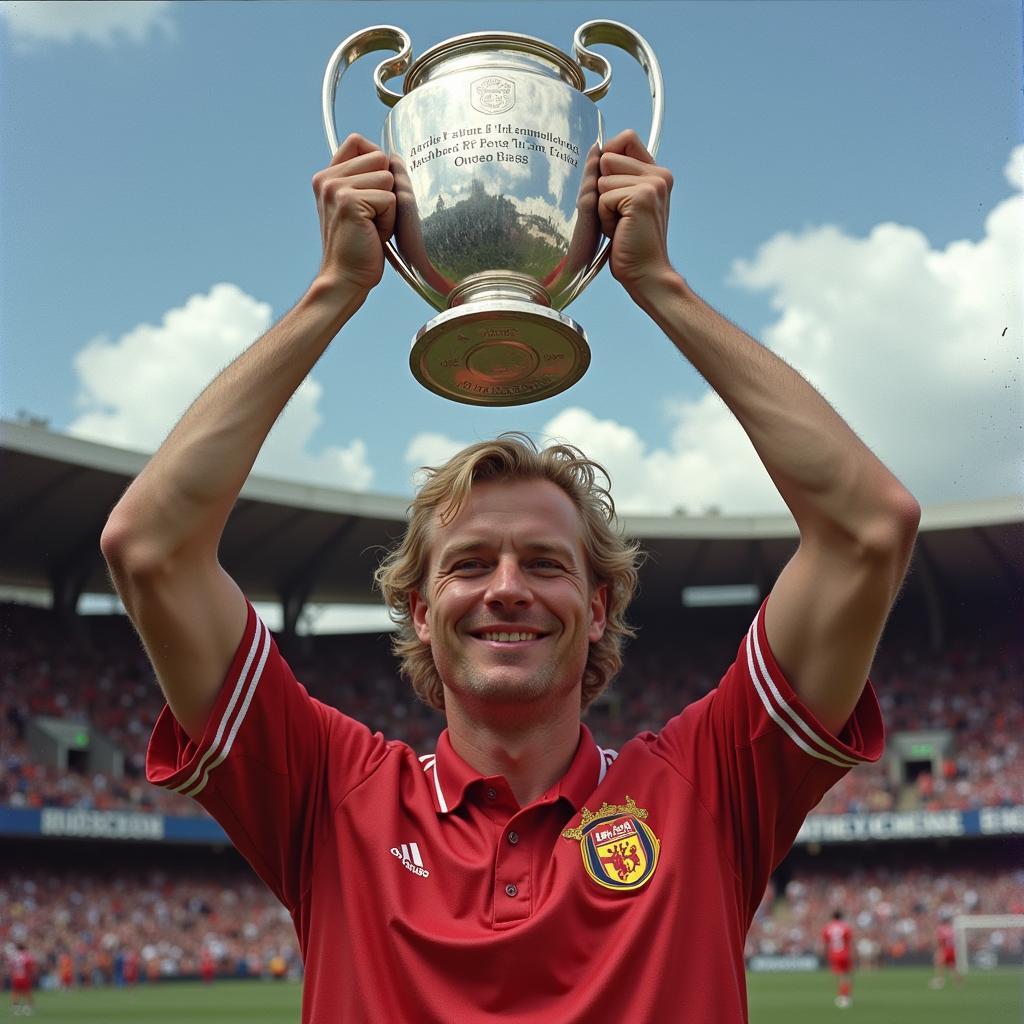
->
[455, 669, 566, 706]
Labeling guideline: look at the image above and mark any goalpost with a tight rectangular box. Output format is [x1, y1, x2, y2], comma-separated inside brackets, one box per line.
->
[953, 914, 1024, 974]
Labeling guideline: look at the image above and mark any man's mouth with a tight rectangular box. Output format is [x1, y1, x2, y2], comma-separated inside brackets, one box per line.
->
[472, 630, 546, 643]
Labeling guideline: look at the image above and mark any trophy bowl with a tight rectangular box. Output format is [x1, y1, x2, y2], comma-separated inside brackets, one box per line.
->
[324, 22, 663, 405]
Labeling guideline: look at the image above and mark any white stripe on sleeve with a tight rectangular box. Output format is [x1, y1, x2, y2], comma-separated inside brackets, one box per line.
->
[171, 616, 271, 798]
[745, 607, 861, 768]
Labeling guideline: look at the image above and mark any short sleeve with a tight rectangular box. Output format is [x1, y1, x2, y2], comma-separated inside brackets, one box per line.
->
[146, 602, 391, 910]
[649, 596, 883, 918]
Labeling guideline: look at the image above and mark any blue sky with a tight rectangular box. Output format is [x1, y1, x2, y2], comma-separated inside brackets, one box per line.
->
[1, 0, 1021, 515]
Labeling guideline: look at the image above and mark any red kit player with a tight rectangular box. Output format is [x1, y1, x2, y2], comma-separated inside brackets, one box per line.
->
[930, 913, 962, 988]
[200, 948, 216, 984]
[123, 948, 139, 986]
[823, 910, 854, 1008]
[8, 944, 36, 1018]
[103, 124, 919, 1021]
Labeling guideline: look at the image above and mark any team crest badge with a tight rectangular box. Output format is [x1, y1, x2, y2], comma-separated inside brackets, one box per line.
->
[561, 796, 660, 892]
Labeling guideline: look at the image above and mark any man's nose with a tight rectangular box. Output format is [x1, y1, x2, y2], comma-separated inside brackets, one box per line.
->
[484, 557, 532, 606]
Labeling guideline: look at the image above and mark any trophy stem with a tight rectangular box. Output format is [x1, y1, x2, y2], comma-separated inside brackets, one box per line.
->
[447, 272, 552, 310]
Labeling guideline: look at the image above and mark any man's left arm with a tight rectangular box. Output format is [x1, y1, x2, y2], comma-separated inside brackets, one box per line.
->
[599, 131, 920, 734]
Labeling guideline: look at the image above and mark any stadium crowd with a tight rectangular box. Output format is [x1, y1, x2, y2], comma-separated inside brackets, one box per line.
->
[2, 602, 1021, 819]
[3, 853, 1020, 988]
[2, 602, 1022, 987]
[2, 860, 300, 989]
[747, 861, 1024, 965]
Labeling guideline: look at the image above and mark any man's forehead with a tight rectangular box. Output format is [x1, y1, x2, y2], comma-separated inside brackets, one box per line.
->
[428, 479, 586, 558]
[435, 534, 581, 562]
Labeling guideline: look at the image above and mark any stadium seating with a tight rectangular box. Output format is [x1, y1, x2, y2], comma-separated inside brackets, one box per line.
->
[2, 601, 1021, 986]
[2, 602, 1022, 816]
[1, 857, 300, 987]
[747, 856, 1024, 964]
[3, 847, 1019, 987]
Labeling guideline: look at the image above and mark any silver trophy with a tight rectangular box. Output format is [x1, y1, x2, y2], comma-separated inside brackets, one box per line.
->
[323, 22, 663, 406]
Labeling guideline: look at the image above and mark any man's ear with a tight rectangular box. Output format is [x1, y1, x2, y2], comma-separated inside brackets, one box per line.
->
[588, 583, 608, 643]
[409, 590, 431, 644]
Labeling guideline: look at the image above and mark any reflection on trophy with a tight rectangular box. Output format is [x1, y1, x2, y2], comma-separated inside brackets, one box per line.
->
[323, 22, 663, 406]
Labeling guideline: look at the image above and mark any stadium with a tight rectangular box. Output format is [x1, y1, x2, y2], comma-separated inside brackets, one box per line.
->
[1, 418, 1022, 1022]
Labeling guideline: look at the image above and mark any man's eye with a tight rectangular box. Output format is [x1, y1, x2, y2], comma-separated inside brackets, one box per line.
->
[452, 559, 487, 572]
[532, 559, 562, 571]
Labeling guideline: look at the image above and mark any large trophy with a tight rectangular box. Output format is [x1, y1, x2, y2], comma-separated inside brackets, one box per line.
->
[323, 22, 663, 406]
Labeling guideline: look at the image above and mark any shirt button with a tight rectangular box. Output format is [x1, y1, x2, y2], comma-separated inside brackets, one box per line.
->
[486, 787, 497, 800]
[507, 831, 520, 846]
[505, 883, 518, 898]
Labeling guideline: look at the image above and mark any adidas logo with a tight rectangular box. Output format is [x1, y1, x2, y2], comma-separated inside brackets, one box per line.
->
[390, 841, 430, 878]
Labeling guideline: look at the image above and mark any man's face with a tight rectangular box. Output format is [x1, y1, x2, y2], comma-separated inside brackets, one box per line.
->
[409, 478, 607, 711]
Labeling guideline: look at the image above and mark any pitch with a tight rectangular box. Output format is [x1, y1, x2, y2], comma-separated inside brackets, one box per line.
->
[19, 969, 1022, 1023]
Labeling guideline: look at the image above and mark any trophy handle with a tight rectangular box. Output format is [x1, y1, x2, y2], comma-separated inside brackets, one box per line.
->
[322, 26, 437, 302]
[322, 25, 409, 146]
[566, 20, 665, 302]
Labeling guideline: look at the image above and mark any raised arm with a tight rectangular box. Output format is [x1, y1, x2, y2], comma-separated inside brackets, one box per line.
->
[598, 130, 920, 733]
[100, 135, 395, 742]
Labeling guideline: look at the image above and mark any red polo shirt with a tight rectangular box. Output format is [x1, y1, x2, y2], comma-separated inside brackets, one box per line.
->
[148, 598, 882, 1022]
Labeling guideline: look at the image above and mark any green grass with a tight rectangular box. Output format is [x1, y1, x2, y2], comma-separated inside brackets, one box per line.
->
[21, 968, 1023, 1023]
[750, 968, 1021, 1023]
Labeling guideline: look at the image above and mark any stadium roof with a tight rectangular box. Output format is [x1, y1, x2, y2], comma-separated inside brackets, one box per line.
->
[2, 419, 1021, 629]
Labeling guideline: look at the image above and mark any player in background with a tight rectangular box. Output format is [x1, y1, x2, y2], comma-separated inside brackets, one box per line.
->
[123, 947, 139, 987]
[930, 911, 962, 988]
[200, 946, 216, 984]
[57, 949, 74, 990]
[7, 943, 36, 1017]
[823, 910, 854, 1008]
[856, 932, 880, 972]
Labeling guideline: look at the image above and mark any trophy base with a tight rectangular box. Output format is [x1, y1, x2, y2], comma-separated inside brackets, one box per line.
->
[410, 300, 591, 407]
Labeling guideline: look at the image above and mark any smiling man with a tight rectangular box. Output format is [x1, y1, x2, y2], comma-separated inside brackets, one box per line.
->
[101, 131, 920, 1021]
[389, 453, 625, 809]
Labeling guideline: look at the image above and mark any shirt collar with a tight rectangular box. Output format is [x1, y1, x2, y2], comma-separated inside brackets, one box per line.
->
[425, 724, 605, 815]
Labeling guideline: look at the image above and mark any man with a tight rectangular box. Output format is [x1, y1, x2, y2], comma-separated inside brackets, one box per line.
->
[823, 909, 855, 1008]
[101, 130, 919, 1021]
[930, 911, 962, 988]
[7, 943, 36, 1017]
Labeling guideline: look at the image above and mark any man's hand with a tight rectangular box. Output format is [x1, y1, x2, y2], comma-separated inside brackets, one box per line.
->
[312, 133, 396, 296]
[597, 129, 675, 293]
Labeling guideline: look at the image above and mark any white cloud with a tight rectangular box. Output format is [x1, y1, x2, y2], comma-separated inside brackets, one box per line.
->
[541, 403, 780, 516]
[68, 283, 374, 491]
[402, 407, 777, 516]
[0, 0, 174, 48]
[401, 150, 1023, 515]
[404, 432, 471, 485]
[1005, 145, 1024, 192]
[729, 173, 1022, 511]
[569, 158, 1024, 514]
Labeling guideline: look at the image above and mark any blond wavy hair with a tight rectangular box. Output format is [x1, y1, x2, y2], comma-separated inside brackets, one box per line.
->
[374, 433, 643, 712]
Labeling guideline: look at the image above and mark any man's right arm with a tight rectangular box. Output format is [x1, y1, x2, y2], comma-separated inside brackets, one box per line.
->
[101, 134, 395, 743]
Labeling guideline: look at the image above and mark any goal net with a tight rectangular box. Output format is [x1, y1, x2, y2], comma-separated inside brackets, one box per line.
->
[953, 914, 1024, 973]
